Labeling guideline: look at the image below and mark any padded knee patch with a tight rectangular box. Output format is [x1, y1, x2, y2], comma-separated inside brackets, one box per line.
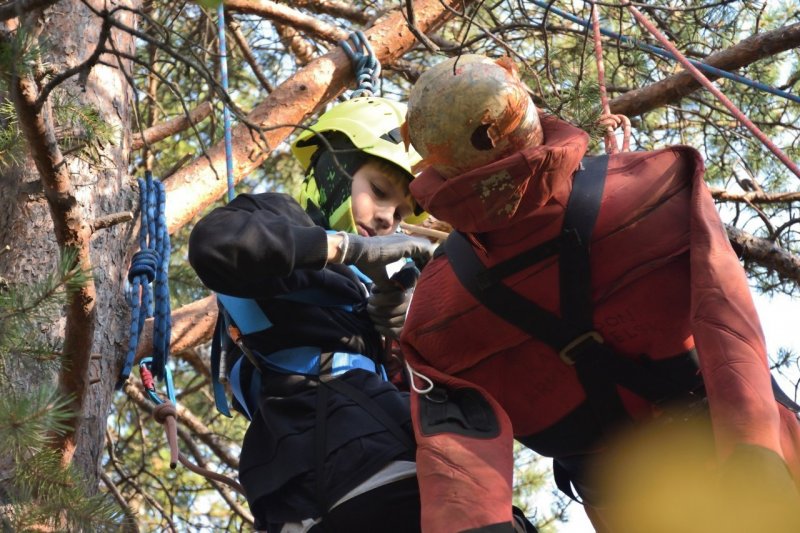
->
[419, 386, 500, 438]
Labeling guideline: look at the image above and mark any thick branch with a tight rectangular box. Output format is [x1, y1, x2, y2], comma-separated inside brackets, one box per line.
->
[224, 0, 347, 44]
[609, 22, 800, 117]
[711, 188, 800, 204]
[163, 0, 467, 235]
[727, 225, 800, 285]
[0, 0, 60, 21]
[131, 102, 214, 150]
[135, 294, 217, 363]
[10, 74, 97, 464]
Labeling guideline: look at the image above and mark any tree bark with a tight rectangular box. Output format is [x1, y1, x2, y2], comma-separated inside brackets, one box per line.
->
[163, 0, 469, 235]
[609, 22, 800, 117]
[0, 0, 138, 483]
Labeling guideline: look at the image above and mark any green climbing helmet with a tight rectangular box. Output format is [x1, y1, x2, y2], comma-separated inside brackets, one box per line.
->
[292, 96, 421, 176]
[291, 97, 427, 231]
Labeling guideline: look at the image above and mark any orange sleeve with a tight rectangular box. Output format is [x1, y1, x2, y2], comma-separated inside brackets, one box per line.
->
[405, 349, 516, 532]
[687, 147, 782, 459]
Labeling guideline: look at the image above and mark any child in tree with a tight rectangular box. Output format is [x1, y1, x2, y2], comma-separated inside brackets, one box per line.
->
[189, 97, 433, 532]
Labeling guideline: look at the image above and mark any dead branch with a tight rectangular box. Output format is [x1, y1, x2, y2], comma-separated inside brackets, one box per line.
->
[609, 22, 800, 117]
[224, 0, 348, 44]
[288, 0, 371, 25]
[135, 294, 217, 364]
[226, 16, 274, 93]
[10, 73, 97, 464]
[727, 225, 800, 285]
[710, 188, 800, 204]
[163, 0, 469, 235]
[90, 211, 134, 234]
[131, 101, 214, 150]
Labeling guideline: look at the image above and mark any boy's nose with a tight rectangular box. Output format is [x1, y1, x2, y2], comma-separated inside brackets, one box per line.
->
[373, 206, 395, 234]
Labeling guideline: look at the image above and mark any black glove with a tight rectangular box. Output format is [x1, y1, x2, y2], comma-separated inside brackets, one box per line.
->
[367, 283, 413, 339]
[337, 232, 434, 284]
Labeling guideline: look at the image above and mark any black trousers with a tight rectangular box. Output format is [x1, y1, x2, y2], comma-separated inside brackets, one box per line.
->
[307, 476, 421, 533]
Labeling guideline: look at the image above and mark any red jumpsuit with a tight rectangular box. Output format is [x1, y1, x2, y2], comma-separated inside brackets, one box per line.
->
[401, 116, 800, 531]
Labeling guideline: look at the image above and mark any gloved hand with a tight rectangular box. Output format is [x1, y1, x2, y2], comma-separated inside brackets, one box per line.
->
[367, 283, 414, 339]
[336, 232, 434, 284]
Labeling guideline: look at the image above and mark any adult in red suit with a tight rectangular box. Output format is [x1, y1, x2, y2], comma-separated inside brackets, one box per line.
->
[400, 54, 800, 533]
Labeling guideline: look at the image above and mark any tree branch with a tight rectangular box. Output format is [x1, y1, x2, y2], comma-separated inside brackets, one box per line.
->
[275, 22, 318, 66]
[34, 12, 112, 110]
[609, 22, 800, 117]
[226, 16, 274, 93]
[163, 0, 469, 235]
[727, 225, 800, 285]
[224, 0, 348, 44]
[135, 294, 217, 364]
[131, 101, 214, 150]
[711, 188, 800, 204]
[10, 72, 97, 464]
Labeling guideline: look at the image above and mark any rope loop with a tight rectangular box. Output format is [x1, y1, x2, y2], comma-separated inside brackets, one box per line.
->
[128, 249, 159, 283]
[117, 171, 172, 389]
[339, 30, 381, 98]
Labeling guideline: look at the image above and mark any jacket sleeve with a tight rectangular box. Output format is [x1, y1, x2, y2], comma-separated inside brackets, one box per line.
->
[686, 148, 782, 459]
[404, 346, 517, 533]
[188, 193, 329, 297]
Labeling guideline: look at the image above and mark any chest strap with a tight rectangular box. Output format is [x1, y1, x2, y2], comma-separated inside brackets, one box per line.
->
[444, 156, 700, 432]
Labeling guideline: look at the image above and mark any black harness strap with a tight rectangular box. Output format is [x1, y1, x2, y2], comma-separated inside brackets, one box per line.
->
[444, 157, 703, 429]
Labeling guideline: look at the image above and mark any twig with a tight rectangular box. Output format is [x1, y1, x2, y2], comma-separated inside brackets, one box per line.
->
[225, 16, 274, 93]
[34, 14, 112, 110]
[90, 211, 134, 234]
[131, 101, 214, 150]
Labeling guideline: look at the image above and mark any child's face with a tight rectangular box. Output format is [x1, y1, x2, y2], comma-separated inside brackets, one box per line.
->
[350, 160, 414, 236]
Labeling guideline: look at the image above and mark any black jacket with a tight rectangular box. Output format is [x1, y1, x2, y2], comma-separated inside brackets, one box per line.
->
[189, 193, 414, 525]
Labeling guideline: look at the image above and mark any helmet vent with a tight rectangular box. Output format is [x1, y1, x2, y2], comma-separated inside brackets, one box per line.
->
[470, 124, 495, 151]
[380, 127, 403, 144]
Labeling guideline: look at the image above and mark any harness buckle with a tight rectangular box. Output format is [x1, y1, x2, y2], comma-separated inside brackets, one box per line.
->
[558, 331, 604, 365]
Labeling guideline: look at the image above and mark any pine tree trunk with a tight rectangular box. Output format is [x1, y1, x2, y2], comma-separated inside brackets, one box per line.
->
[0, 0, 138, 487]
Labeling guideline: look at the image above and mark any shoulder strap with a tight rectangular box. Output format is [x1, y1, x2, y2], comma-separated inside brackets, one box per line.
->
[444, 157, 610, 355]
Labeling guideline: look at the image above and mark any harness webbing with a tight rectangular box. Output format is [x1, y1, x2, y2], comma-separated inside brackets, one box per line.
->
[444, 154, 800, 502]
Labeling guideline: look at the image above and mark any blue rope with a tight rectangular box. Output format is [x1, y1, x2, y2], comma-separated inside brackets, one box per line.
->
[218, 4, 236, 203]
[531, 0, 800, 106]
[117, 171, 172, 391]
[340, 31, 381, 98]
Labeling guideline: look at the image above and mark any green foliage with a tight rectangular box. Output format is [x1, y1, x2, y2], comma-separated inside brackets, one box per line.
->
[0, 250, 120, 532]
[0, 100, 24, 168]
[0, 27, 42, 84]
[52, 92, 116, 162]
